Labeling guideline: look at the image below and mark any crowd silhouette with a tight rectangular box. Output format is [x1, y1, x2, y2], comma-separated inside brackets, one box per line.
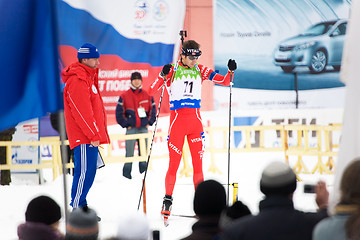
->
[18, 158, 360, 240]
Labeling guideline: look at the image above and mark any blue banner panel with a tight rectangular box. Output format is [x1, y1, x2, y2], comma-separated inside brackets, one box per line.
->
[0, 0, 61, 131]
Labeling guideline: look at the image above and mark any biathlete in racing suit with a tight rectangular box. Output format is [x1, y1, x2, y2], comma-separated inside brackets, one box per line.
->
[149, 40, 237, 218]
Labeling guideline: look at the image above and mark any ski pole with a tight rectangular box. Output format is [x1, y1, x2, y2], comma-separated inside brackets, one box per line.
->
[137, 77, 167, 210]
[227, 71, 234, 204]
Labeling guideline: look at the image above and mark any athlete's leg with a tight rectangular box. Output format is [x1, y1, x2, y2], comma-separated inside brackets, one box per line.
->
[187, 131, 205, 190]
[70, 144, 98, 208]
[187, 109, 205, 189]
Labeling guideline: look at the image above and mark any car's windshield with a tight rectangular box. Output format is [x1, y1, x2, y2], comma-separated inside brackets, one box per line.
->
[302, 22, 335, 36]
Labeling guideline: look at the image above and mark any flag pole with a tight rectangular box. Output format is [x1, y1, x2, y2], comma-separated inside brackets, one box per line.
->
[58, 110, 69, 223]
[49, 0, 69, 224]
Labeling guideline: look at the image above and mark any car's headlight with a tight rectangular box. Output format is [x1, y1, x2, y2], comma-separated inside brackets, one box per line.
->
[294, 41, 315, 51]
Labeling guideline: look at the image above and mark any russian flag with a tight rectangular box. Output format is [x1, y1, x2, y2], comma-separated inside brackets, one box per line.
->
[56, 0, 185, 124]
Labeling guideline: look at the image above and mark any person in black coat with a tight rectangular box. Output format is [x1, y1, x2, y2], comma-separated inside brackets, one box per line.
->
[17, 195, 64, 240]
[181, 179, 227, 240]
[221, 161, 329, 240]
[115, 72, 156, 179]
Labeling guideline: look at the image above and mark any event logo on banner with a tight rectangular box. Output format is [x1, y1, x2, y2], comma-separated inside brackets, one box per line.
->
[12, 119, 39, 173]
[214, 0, 351, 111]
[57, 0, 185, 125]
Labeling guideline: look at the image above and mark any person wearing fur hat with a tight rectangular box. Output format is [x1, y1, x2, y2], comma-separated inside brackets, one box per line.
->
[181, 179, 226, 240]
[17, 195, 64, 240]
[115, 71, 156, 179]
[221, 161, 329, 240]
[62, 43, 110, 210]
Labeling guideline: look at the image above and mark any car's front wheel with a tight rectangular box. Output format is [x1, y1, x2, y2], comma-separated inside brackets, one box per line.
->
[281, 66, 295, 73]
[309, 50, 327, 73]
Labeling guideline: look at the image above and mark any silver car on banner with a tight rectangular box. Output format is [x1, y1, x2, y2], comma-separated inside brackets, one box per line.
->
[274, 19, 347, 74]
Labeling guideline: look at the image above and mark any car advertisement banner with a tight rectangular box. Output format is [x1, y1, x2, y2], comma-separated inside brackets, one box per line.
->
[57, 0, 186, 125]
[214, 0, 351, 111]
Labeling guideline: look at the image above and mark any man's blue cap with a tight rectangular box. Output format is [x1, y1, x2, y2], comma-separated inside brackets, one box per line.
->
[77, 43, 100, 59]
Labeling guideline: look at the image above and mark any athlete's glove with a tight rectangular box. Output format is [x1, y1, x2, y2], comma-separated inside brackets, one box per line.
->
[228, 59, 237, 72]
[160, 64, 172, 77]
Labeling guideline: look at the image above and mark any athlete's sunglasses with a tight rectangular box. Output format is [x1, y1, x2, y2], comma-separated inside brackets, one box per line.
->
[188, 55, 200, 60]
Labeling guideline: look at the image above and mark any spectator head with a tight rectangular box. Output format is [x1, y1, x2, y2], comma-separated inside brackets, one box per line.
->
[340, 157, 360, 204]
[338, 157, 360, 239]
[116, 211, 150, 240]
[130, 72, 142, 81]
[65, 207, 99, 240]
[25, 195, 61, 225]
[77, 43, 100, 59]
[194, 179, 226, 217]
[260, 161, 297, 196]
[130, 72, 142, 89]
[219, 200, 251, 229]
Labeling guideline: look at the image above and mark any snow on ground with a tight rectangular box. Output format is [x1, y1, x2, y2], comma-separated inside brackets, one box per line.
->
[0, 150, 334, 240]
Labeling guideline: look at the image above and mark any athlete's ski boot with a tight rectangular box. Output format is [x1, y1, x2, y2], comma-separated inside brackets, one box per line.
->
[161, 195, 173, 226]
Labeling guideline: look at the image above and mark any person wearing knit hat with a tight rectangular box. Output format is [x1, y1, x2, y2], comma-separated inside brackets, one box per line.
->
[77, 43, 100, 59]
[17, 195, 64, 240]
[181, 179, 226, 240]
[115, 211, 150, 240]
[194, 179, 226, 216]
[260, 161, 297, 196]
[115, 71, 156, 179]
[221, 161, 330, 240]
[65, 206, 99, 240]
[62, 43, 110, 210]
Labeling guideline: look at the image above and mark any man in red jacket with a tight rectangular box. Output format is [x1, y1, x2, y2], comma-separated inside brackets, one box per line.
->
[115, 72, 156, 179]
[62, 43, 110, 211]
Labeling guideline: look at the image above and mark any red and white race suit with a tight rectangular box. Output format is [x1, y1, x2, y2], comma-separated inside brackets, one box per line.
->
[150, 61, 233, 196]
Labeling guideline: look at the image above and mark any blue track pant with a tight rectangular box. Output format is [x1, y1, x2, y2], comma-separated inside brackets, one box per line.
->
[70, 144, 98, 208]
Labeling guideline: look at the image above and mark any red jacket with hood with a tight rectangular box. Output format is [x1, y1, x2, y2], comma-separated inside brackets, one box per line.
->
[62, 62, 110, 149]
